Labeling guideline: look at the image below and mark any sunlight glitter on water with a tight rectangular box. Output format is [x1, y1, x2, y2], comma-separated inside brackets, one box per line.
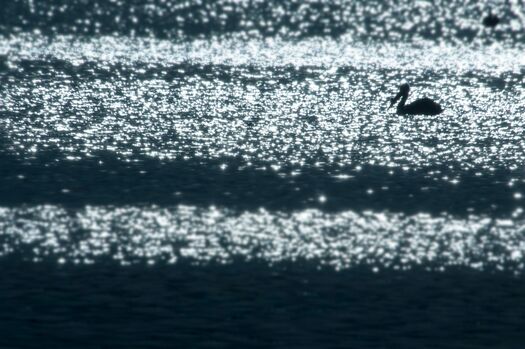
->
[1, 205, 525, 272]
[1, 35, 525, 174]
[1, 34, 525, 71]
[2, 0, 524, 42]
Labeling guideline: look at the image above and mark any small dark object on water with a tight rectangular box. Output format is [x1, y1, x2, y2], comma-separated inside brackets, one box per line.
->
[483, 12, 500, 28]
[389, 84, 443, 116]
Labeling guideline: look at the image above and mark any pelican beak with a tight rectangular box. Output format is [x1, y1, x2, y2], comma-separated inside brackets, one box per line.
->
[388, 98, 395, 109]
[388, 92, 401, 109]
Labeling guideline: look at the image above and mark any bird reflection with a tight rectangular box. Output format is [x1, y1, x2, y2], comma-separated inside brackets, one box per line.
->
[389, 84, 443, 115]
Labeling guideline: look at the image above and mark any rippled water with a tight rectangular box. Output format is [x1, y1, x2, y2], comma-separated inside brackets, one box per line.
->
[1, 33, 525, 271]
[2, 35, 525, 170]
[3, 205, 525, 273]
[2, 0, 525, 347]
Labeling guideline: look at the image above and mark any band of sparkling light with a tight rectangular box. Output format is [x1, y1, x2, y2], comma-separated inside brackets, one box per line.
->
[1, 205, 523, 272]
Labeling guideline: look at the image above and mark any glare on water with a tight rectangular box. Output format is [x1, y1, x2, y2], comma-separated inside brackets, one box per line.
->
[1, 35, 525, 172]
[0, 32, 525, 272]
[1, 205, 525, 273]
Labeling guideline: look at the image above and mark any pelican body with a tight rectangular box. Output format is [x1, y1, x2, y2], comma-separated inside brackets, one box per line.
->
[389, 84, 443, 115]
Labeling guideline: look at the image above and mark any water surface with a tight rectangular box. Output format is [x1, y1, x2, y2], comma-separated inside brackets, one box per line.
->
[1, 0, 525, 347]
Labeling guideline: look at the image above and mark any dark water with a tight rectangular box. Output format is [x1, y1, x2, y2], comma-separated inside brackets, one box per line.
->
[2, 262, 525, 348]
[1, 0, 525, 347]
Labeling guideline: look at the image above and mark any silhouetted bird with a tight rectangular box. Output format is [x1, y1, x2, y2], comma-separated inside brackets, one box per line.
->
[482, 11, 500, 28]
[389, 84, 443, 115]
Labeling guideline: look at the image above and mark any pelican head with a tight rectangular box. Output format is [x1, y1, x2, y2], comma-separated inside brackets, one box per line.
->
[399, 83, 410, 94]
[389, 84, 410, 109]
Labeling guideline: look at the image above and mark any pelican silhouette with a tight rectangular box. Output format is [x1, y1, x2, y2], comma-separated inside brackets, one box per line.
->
[389, 84, 443, 115]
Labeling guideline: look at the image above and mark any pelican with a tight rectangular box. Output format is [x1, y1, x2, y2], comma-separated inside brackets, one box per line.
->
[389, 84, 443, 115]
